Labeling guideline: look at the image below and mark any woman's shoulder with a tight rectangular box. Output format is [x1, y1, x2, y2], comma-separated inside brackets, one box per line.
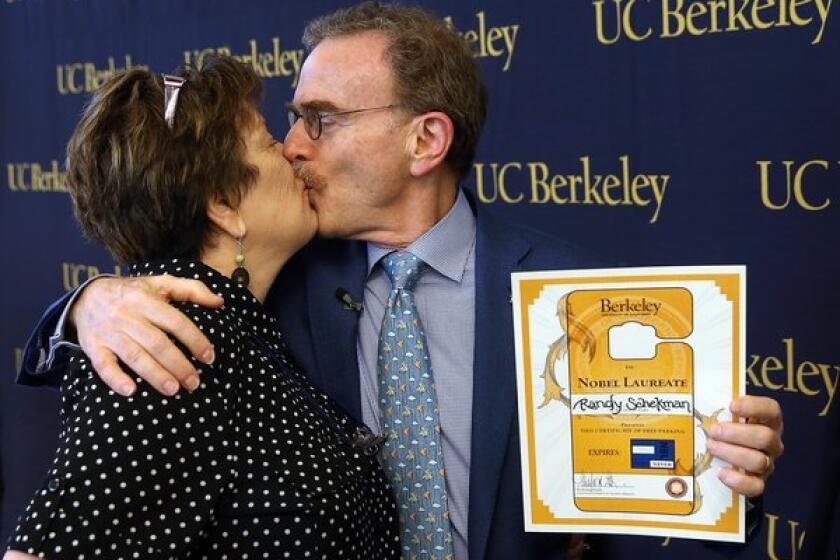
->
[171, 299, 246, 349]
[131, 259, 268, 355]
[59, 298, 247, 414]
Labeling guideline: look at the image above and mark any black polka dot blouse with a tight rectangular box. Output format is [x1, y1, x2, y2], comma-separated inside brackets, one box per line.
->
[8, 259, 400, 559]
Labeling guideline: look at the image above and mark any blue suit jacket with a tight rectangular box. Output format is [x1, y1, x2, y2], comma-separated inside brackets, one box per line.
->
[802, 406, 840, 559]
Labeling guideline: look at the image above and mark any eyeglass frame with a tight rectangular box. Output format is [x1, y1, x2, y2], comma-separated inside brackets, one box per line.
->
[286, 102, 403, 140]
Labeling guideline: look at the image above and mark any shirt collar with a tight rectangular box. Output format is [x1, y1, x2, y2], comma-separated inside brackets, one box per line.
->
[366, 189, 476, 282]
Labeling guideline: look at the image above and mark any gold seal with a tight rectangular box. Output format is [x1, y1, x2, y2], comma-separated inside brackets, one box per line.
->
[665, 477, 688, 498]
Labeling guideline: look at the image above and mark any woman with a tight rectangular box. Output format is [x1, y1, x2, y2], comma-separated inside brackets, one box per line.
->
[5, 56, 399, 559]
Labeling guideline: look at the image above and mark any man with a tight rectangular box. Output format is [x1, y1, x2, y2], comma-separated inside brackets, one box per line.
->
[20, 3, 783, 559]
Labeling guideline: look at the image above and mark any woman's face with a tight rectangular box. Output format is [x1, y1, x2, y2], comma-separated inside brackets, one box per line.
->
[237, 113, 318, 258]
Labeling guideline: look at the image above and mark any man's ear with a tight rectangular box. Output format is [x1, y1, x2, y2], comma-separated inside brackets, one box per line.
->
[206, 197, 247, 239]
[405, 111, 454, 177]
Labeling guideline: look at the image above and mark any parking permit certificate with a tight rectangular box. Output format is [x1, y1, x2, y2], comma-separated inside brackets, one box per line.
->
[512, 266, 745, 542]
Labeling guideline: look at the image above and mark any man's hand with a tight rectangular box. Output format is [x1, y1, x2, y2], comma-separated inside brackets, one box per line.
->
[71, 275, 223, 397]
[706, 395, 784, 497]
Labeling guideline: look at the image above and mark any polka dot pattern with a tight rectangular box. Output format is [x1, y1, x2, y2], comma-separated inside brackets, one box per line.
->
[7, 259, 399, 559]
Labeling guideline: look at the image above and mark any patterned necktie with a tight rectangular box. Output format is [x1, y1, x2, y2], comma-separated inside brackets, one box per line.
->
[378, 251, 455, 560]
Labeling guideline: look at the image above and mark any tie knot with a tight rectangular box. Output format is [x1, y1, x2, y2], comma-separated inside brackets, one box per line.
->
[381, 251, 424, 291]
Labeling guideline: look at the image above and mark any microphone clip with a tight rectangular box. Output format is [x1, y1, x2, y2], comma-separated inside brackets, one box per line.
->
[335, 288, 364, 313]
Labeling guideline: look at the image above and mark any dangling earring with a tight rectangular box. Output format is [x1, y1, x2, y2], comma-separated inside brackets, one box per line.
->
[232, 234, 250, 288]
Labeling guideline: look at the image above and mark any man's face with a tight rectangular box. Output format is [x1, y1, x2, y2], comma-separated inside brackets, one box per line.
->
[283, 32, 412, 240]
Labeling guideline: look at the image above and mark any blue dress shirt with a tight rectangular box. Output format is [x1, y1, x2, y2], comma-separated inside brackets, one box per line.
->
[358, 191, 476, 560]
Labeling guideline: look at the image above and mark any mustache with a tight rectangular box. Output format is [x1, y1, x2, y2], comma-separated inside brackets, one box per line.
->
[292, 162, 326, 189]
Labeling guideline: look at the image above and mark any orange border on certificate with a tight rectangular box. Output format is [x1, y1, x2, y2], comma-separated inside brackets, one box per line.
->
[518, 273, 742, 534]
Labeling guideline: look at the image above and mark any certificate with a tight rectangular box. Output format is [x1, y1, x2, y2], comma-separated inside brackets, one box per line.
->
[512, 266, 745, 542]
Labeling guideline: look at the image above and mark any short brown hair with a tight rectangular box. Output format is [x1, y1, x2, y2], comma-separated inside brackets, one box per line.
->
[303, 2, 487, 180]
[66, 55, 262, 264]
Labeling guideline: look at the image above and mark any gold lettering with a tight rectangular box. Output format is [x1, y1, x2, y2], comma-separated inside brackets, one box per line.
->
[818, 364, 839, 416]
[67, 63, 83, 94]
[662, 0, 687, 37]
[686, 1, 711, 34]
[647, 175, 669, 224]
[758, 160, 791, 209]
[567, 174, 583, 203]
[14, 347, 23, 374]
[547, 157, 663, 221]
[797, 360, 822, 396]
[7, 163, 26, 191]
[6, 161, 67, 193]
[581, 157, 605, 205]
[594, 0, 624, 44]
[56, 56, 144, 94]
[478, 156, 667, 222]
[625, 0, 653, 40]
[793, 159, 831, 210]
[474, 162, 497, 203]
[765, 512, 806, 560]
[62, 262, 122, 292]
[761, 355, 787, 391]
[708, 0, 729, 31]
[550, 173, 569, 203]
[751, 0, 777, 29]
[602, 174, 623, 205]
[630, 174, 650, 206]
[486, 26, 505, 56]
[501, 25, 520, 71]
[529, 162, 553, 204]
[728, 0, 755, 31]
[184, 40, 302, 86]
[789, 0, 814, 26]
[444, 12, 519, 71]
[474, 162, 524, 203]
[598, 0, 833, 44]
[497, 162, 524, 203]
[784, 337, 797, 392]
[476, 11, 489, 56]
[747, 338, 839, 416]
[812, 0, 833, 43]
[56, 66, 71, 95]
[745, 353, 762, 387]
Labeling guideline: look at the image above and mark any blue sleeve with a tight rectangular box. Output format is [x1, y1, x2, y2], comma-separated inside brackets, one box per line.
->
[17, 289, 78, 388]
[18, 275, 115, 388]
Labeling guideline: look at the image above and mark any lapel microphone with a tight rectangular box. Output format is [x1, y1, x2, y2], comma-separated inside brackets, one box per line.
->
[335, 288, 364, 313]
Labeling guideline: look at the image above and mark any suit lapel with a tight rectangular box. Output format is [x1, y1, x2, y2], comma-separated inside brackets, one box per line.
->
[468, 208, 532, 560]
[304, 239, 368, 422]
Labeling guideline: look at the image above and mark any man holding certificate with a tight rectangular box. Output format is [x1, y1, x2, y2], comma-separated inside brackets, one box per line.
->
[17, 3, 783, 558]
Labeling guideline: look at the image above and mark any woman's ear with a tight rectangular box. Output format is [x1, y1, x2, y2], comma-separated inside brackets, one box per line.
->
[206, 197, 247, 239]
[405, 111, 454, 177]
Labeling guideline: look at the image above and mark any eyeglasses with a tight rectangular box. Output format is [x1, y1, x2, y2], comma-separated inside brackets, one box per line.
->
[286, 103, 401, 140]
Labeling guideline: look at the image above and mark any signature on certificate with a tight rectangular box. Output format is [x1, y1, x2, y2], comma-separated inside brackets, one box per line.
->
[577, 474, 622, 489]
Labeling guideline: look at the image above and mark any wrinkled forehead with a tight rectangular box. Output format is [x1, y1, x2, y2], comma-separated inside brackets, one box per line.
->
[293, 32, 396, 109]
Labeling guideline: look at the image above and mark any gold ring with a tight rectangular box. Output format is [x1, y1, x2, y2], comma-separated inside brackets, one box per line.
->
[762, 454, 772, 475]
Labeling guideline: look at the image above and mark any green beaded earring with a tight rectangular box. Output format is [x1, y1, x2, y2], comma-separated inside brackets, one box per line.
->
[232, 235, 250, 287]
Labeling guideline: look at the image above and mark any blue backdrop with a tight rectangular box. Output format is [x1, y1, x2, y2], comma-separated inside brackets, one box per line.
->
[1, 1, 838, 558]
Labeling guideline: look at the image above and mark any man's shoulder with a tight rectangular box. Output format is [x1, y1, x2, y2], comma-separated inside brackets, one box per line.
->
[475, 205, 612, 270]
